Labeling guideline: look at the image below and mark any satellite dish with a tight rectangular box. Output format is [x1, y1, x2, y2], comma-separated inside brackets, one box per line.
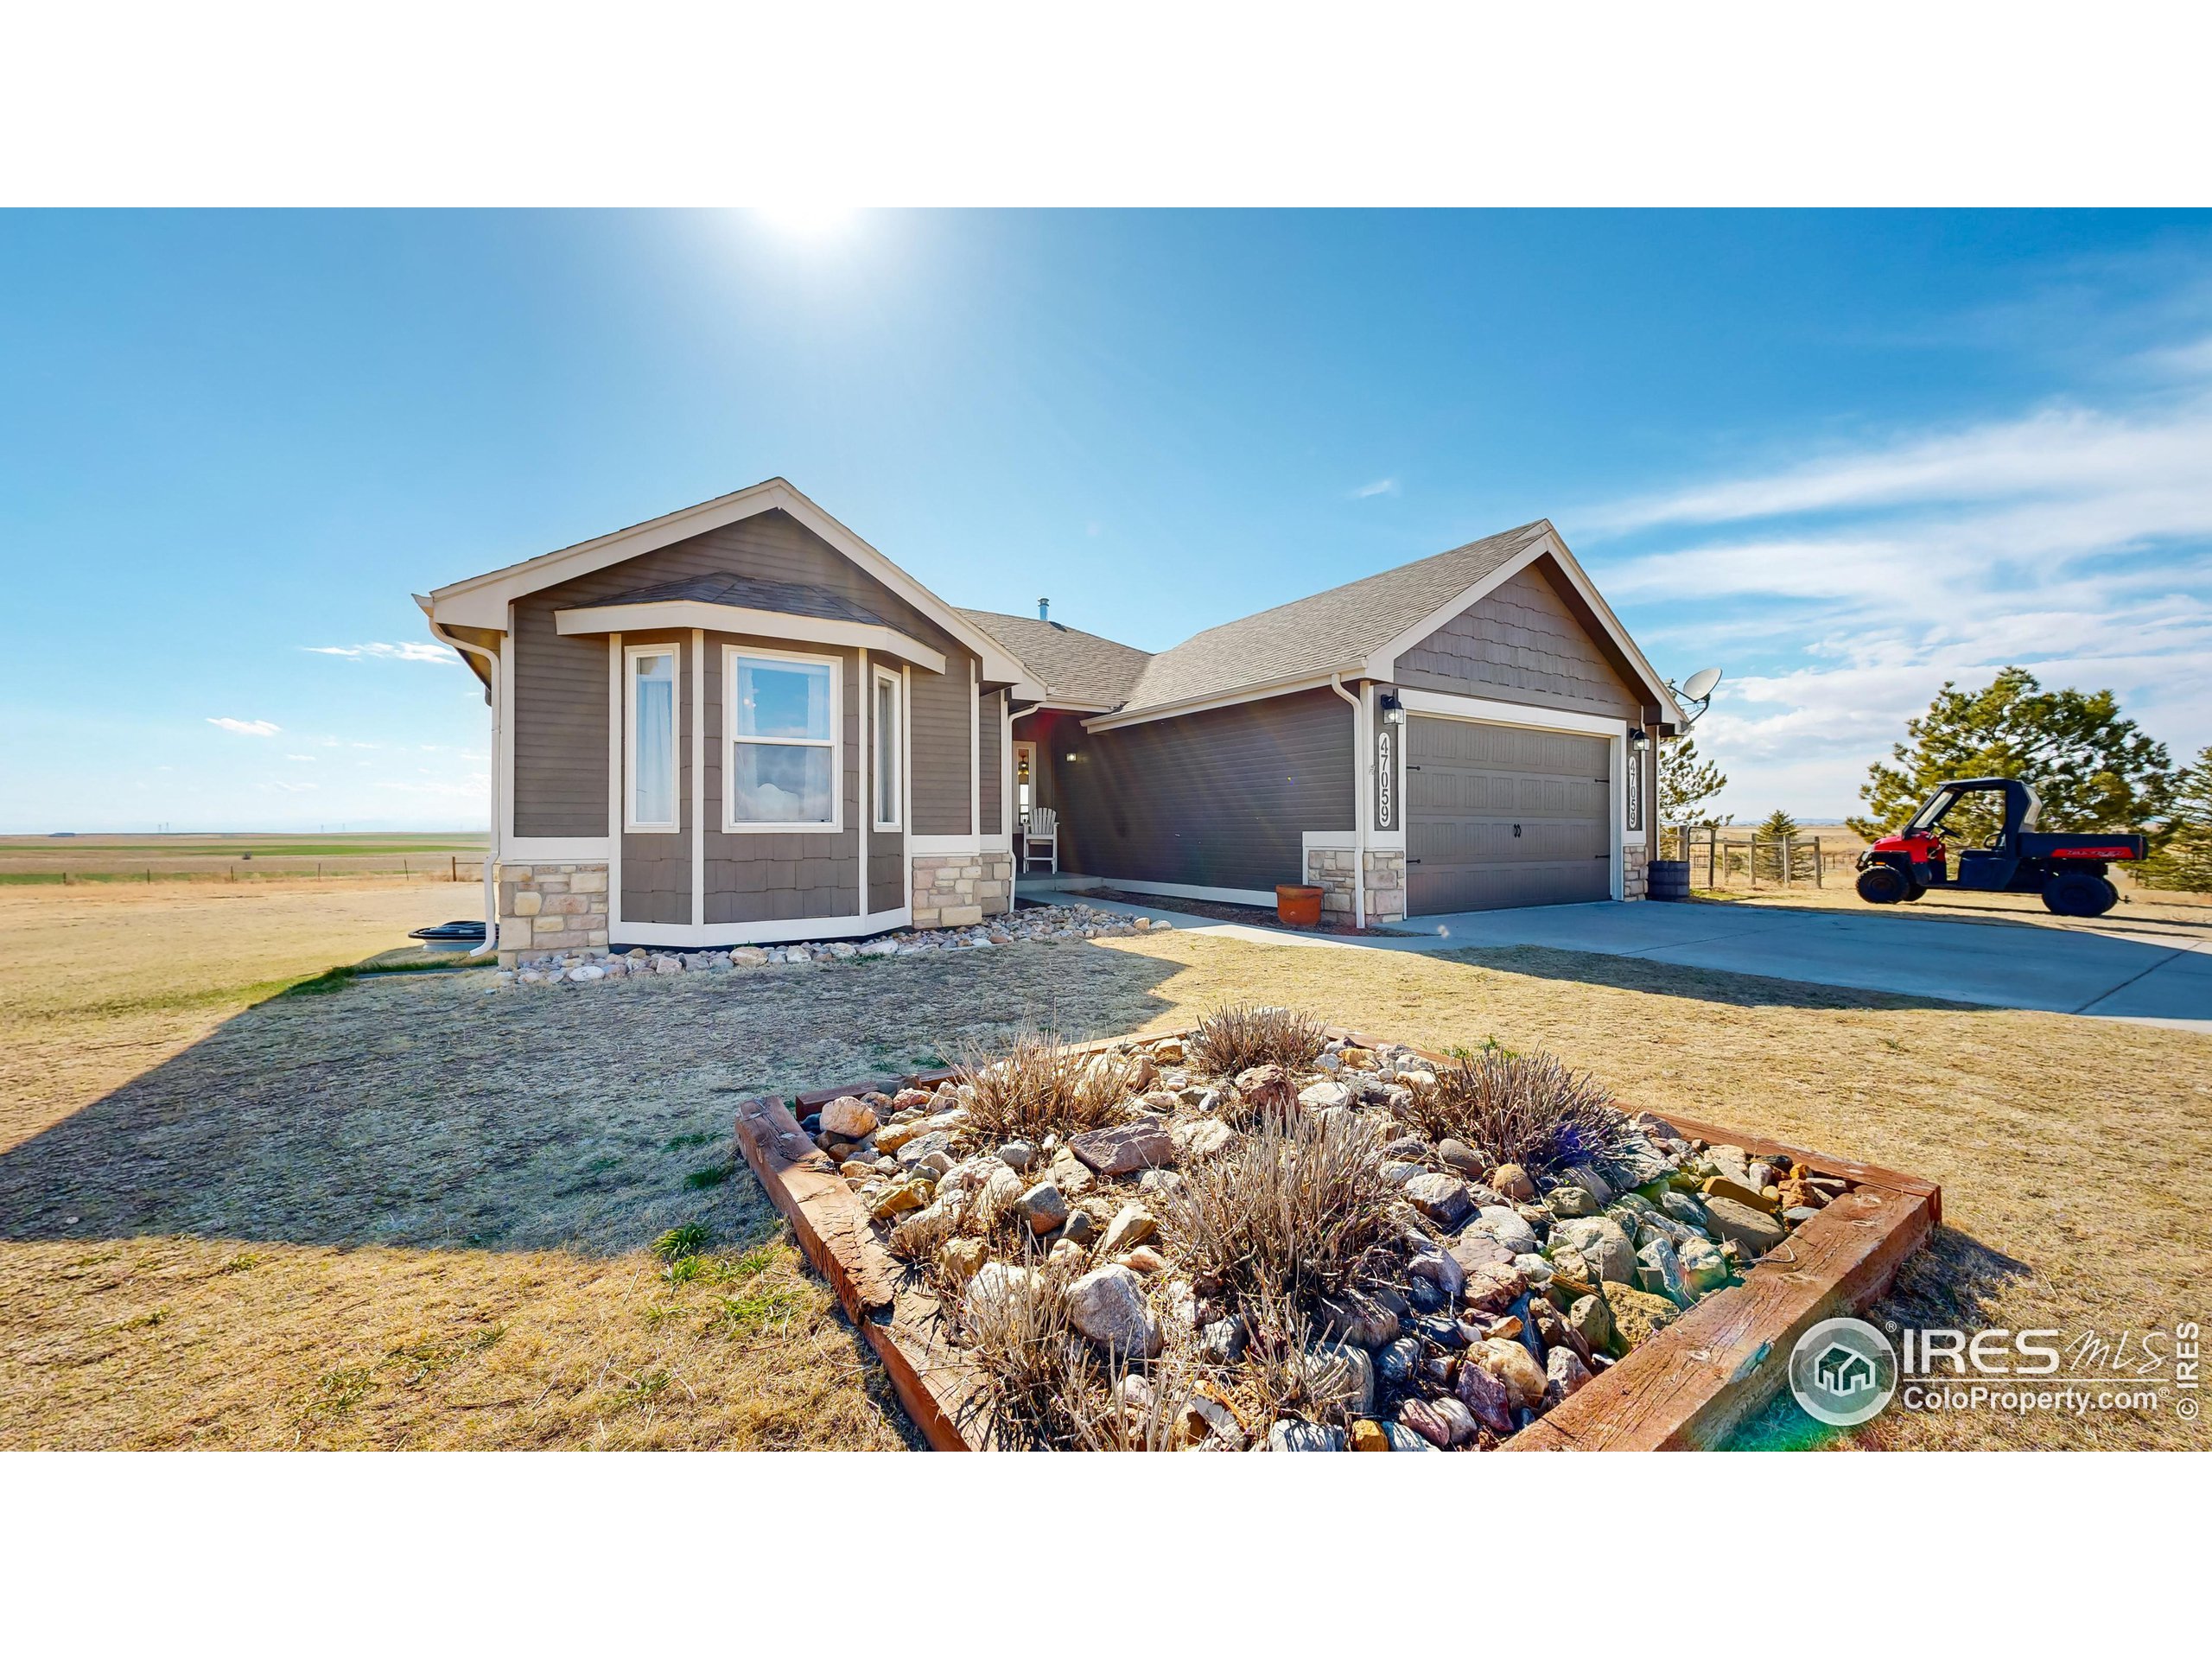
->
[1681, 666, 1723, 702]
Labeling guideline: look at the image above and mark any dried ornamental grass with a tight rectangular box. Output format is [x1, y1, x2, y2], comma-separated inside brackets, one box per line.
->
[1161, 1103, 1398, 1305]
[1186, 1002, 1327, 1077]
[950, 1029, 1140, 1143]
[1399, 1047, 1636, 1179]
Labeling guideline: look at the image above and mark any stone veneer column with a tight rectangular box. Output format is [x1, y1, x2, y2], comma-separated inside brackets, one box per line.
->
[497, 862, 611, 965]
[1362, 849, 1407, 923]
[911, 851, 1014, 931]
[1305, 846, 1357, 917]
[1622, 842, 1649, 900]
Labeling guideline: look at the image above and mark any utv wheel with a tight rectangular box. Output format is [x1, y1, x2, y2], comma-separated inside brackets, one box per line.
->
[1900, 882, 1928, 902]
[2043, 872, 2120, 918]
[1855, 864, 1910, 905]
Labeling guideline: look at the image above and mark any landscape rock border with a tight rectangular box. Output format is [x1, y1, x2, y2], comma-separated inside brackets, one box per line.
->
[733, 1025, 1940, 1452]
[499, 903, 1166, 986]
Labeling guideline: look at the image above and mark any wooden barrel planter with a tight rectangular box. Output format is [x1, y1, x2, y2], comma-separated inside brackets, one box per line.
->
[1275, 884, 1325, 926]
[1648, 859, 1691, 901]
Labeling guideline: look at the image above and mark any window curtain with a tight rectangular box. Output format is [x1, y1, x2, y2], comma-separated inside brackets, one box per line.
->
[634, 654, 675, 823]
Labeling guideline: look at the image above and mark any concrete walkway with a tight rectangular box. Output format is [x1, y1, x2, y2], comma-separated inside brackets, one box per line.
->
[1070, 893, 2211, 1033]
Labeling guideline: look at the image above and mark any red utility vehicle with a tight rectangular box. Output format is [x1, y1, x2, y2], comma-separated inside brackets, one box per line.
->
[1853, 777, 2144, 918]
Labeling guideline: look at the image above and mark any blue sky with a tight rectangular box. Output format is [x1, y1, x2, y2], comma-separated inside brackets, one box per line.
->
[4, 208, 2209, 831]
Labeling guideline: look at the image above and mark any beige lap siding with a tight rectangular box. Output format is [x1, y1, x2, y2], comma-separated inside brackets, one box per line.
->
[497, 863, 610, 964]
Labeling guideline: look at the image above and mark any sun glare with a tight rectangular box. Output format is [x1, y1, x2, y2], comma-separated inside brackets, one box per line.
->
[753, 203, 861, 241]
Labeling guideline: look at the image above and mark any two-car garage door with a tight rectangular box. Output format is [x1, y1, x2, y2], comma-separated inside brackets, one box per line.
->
[1405, 716, 1611, 914]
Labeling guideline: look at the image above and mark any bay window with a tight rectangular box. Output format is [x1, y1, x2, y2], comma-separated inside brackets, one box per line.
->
[728, 648, 840, 830]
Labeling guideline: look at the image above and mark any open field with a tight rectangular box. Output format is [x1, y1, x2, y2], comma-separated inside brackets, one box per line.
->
[0, 831, 488, 885]
[3, 880, 2205, 1449]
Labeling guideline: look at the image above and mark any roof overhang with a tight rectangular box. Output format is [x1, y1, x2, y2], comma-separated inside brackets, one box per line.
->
[1079, 669, 1361, 733]
[553, 599, 947, 673]
[424, 477, 1031, 684]
[1363, 526, 1685, 727]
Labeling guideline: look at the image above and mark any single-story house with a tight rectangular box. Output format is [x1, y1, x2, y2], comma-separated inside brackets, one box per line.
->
[418, 479, 1682, 963]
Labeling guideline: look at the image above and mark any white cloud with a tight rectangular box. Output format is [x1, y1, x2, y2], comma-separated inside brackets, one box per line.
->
[1351, 477, 1399, 499]
[266, 781, 317, 793]
[1589, 359, 2212, 817]
[284, 753, 317, 762]
[302, 642, 454, 664]
[207, 717, 280, 736]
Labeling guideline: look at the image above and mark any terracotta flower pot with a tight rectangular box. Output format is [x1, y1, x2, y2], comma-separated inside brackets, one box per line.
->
[1275, 884, 1325, 927]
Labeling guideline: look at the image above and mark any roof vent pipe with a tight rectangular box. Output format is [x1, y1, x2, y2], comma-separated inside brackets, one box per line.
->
[1039, 598, 1050, 620]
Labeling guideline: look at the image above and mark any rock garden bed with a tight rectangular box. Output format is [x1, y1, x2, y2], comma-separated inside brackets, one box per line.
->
[733, 1009, 1939, 1452]
[500, 903, 1165, 986]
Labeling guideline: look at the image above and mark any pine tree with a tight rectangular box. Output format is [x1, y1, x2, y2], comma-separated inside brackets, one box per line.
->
[1753, 807, 1800, 883]
[1658, 734, 1730, 857]
[1848, 666, 2174, 844]
[2139, 746, 2212, 893]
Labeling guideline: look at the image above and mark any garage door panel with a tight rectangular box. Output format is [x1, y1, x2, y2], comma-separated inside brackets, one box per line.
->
[1407, 715, 1611, 914]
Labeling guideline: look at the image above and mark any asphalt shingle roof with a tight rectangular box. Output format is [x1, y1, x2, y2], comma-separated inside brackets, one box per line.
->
[956, 609, 1155, 707]
[1113, 519, 1554, 713]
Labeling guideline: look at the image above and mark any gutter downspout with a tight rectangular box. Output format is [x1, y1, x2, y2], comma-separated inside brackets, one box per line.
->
[1330, 671, 1366, 929]
[418, 598, 501, 957]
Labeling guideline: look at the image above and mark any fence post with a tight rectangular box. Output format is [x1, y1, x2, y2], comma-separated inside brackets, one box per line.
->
[1707, 825, 1717, 889]
[1782, 834, 1793, 887]
[450, 854, 458, 883]
[1814, 836, 1823, 887]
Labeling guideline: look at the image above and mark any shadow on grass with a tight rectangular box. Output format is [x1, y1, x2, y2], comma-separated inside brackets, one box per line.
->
[1724, 1224, 2036, 1450]
[0, 941, 1180, 1260]
[1431, 942, 1984, 1014]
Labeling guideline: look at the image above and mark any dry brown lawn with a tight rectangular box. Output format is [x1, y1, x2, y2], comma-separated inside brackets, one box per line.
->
[4, 881, 2207, 1450]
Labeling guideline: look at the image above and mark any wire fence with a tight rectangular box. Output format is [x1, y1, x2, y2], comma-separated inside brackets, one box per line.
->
[1, 856, 479, 887]
[1658, 825, 1854, 890]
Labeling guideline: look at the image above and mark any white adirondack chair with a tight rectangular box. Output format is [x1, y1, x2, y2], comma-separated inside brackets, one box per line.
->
[1022, 806, 1059, 874]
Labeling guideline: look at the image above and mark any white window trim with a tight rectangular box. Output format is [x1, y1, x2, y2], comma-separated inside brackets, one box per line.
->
[723, 642, 843, 835]
[624, 642, 682, 833]
[871, 664, 904, 831]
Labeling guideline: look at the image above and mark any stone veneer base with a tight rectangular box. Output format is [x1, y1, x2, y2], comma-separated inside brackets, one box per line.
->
[496, 862, 610, 966]
[911, 850, 1014, 931]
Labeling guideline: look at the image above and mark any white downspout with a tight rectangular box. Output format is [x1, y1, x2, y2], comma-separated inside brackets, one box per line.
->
[419, 599, 501, 957]
[1330, 671, 1366, 929]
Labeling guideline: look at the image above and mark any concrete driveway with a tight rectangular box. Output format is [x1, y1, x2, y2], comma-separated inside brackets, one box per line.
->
[1075, 893, 2211, 1031]
[1376, 900, 2210, 1028]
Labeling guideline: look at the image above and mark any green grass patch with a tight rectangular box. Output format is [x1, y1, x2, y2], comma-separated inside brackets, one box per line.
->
[652, 1222, 712, 1262]
[663, 1130, 716, 1152]
[683, 1163, 732, 1191]
[387, 1327, 505, 1388]
[718, 1284, 804, 1337]
[308, 1364, 374, 1415]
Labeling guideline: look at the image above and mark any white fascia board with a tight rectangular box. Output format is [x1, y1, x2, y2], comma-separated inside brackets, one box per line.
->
[502, 836, 613, 861]
[1398, 687, 1630, 738]
[908, 834, 987, 855]
[555, 600, 947, 674]
[613, 907, 912, 949]
[1078, 671, 1357, 734]
[428, 478, 1033, 685]
[1363, 529, 1683, 724]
